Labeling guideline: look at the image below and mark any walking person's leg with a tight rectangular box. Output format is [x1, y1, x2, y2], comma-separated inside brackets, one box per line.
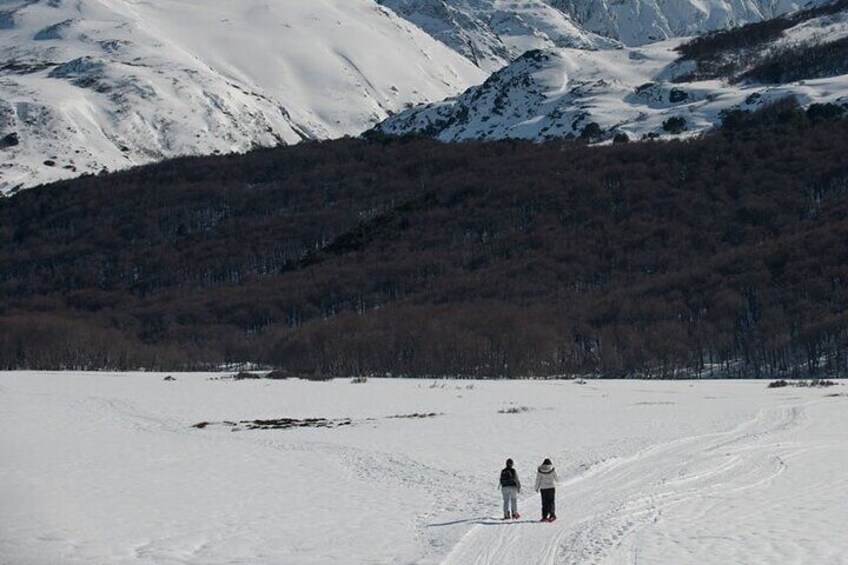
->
[502, 487, 511, 519]
[509, 488, 519, 518]
[540, 489, 547, 520]
[549, 489, 557, 521]
[541, 488, 554, 521]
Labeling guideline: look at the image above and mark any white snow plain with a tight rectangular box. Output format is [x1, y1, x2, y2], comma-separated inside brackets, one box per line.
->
[1, 373, 847, 564]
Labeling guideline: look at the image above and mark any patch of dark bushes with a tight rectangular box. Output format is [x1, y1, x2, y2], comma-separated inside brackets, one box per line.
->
[738, 37, 848, 84]
[662, 116, 687, 134]
[193, 417, 352, 431]
[768, 379, 839, 388]
[720, 95, 806, 130]
[233, 371, 262, 380]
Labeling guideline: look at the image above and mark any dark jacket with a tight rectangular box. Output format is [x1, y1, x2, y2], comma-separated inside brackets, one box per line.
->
[499, 467, 521, 490]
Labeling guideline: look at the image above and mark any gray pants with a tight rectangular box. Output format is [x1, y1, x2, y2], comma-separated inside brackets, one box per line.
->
[502, 486, 519, 517]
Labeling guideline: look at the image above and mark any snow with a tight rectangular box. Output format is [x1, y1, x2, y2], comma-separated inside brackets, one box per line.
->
[0, 0, 485, 194]
[377, 0, 619, 72]
[550, 0, 832, 46]
[2, 372, 847, 564]
[377, 28, 848, 143]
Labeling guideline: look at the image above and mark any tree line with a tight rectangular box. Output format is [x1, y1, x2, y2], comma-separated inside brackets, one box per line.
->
[1, 113, 847, 377]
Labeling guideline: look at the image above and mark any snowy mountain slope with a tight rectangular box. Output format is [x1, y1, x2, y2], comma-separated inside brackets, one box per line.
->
[550, 0, 831, 45]
[375, 8, 848, 142]
[376, 0, 619, 72]
[376, 0, 833, 73]
[0, 0, 485, 194]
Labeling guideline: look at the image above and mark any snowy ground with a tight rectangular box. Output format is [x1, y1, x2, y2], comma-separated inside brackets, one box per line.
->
[1, 373, 846, 564]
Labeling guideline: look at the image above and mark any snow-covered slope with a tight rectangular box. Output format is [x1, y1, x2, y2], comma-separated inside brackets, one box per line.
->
[376, 0, 619, 72]
[377, 0, 832, 71]
[550, 0, 830, 45]
[376, 8, 848, 142]
[0, 0, 485, 194]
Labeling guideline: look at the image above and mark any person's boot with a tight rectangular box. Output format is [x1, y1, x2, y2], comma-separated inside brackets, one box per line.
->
[512, 512, 520, 519]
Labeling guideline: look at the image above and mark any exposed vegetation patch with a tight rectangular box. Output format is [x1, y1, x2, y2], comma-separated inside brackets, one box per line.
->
[233, 371, 262, 380]
[207, 370, 317, 381]
[386, 412, 442, 419]
[768, 379, 840, 389]
[193, 417, 352, 431]
[498, 406, 531, 414]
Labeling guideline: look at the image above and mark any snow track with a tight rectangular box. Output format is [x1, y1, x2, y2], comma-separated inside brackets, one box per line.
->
[441, 405, 807, 565]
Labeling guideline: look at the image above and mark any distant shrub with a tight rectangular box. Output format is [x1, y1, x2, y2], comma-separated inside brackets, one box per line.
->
[806, 379, 838, 388]
[498, 406, 530, 414]
[234, 371, 261, 380]
[301, 372, 334, 382]
[768, 379, 838, 389]
[720, 95, 805, 130]
[612, 132, 630, 144]
[662, 116, 687, 134]
[264, 370, 290, 380]
[350, 375, 368, 384]
[807, 103, 846, 123]
[580, 122, 603, 141]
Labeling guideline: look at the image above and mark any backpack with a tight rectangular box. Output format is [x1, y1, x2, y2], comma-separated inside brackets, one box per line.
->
[500, 467, 517, 487]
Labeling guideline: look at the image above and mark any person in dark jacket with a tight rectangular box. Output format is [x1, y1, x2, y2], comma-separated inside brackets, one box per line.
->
[534, 458, 558, 522]
[499, 458, 521, 519]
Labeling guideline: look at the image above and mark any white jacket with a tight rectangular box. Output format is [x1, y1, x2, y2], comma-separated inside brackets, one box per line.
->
[534, 464, 558, 491]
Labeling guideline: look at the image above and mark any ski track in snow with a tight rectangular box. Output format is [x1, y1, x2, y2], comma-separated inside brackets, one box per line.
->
[440, 404, 807, 565]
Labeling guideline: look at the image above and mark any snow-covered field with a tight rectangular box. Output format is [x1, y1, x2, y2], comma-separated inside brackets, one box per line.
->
[1, 373, 846, 564]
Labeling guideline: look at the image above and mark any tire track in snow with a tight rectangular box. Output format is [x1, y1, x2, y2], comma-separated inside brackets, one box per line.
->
[439, 403, 807, 565]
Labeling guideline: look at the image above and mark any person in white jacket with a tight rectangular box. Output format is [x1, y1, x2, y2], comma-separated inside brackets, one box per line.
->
[534, 458, 558, 522]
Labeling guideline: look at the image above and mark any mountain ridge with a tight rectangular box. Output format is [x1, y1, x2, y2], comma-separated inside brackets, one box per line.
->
[376, 4, 848, 142]
[0, 0, 484, 194]
[1, 0, 846, 193]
